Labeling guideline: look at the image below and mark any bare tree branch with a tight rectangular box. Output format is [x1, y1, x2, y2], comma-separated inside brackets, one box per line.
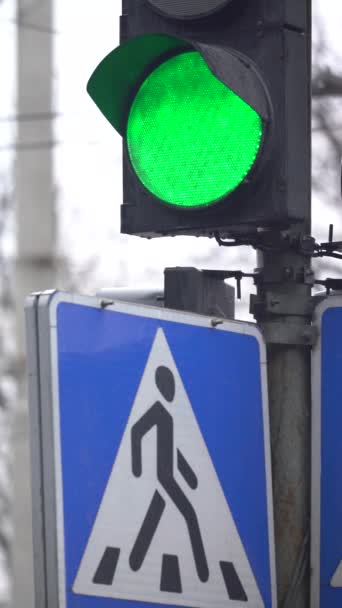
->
[312, 70, 342, 98]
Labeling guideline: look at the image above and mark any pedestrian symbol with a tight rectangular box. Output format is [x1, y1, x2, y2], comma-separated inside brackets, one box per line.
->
[130, 363, 209, 588]
[73, 328, 264, 606]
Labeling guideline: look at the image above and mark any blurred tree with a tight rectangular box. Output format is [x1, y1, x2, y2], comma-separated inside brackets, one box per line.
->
[311, 12, 342, 281]
[0, 183, 15, 608]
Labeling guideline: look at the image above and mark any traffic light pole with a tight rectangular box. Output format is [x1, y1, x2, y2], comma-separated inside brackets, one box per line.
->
[252, 246, 313, 607]
[254, 4, 312, 602]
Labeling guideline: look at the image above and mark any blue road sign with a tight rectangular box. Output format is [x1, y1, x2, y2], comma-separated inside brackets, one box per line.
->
[312, 296, 342, 608]
[26, 292, 276, 608]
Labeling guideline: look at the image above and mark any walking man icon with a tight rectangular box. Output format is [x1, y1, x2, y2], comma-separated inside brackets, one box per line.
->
[129, 365, 209, 585]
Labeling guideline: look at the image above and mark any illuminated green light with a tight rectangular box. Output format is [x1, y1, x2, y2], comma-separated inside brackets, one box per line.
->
[127, 51, 264, 208]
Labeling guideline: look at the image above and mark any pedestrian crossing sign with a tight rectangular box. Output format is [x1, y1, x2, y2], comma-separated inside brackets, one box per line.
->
[26, 292, 276, 608]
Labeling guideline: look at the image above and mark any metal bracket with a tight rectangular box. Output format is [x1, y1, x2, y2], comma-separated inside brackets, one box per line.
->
[254, 262, 315, 287]
[261, 322, 318, 346]
[202, 269, 256, 300]
[315, 278, 342, 296]
[250, 292, 315, 318]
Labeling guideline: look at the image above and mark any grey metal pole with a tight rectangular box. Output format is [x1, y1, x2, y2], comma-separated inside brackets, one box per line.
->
[13, 1, 56, 606]
[254, 2, 312, 602]
[267, 342, 310, 607]
[253, 248, 312, 607]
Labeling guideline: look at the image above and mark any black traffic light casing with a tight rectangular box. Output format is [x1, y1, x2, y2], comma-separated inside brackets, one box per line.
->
[91, 0, 311, 238]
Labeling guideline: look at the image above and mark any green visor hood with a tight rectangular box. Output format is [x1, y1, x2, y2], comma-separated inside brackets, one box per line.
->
[87, 33, 270, 137]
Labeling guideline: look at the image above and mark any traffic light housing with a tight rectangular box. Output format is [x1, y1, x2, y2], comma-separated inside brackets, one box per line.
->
[88, 1, 311, 238]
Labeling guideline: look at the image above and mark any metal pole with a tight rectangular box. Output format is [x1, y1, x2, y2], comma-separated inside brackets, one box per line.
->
[253, 248, 312, 607]
[255, 3, 312, 602]
[13, 1, 56, 606]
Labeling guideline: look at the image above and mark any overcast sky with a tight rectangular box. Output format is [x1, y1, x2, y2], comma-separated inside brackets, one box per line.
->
[1, 0, 342, 316]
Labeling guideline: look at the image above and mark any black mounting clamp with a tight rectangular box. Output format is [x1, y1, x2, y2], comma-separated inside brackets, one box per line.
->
[202, 269, 257, 300]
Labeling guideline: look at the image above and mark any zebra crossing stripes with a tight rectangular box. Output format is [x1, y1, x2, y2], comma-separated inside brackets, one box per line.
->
[92, 545, 247, 601]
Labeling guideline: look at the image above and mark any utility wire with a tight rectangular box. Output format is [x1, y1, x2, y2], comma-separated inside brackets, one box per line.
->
[0, 140, 107, 151]
[0, 112, 62, 123]
[0, 140, 58, 151]
[0, 17, 59, 34]
[1, 112, 341, 133]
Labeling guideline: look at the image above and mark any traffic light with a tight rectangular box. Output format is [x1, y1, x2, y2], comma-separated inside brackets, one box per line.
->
[88, 1, 311, 238]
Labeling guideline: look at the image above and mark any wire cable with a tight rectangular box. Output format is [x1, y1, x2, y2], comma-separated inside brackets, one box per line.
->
[0, 112, 62, 123]
[0, 17, 59, 34]
[0, 139, 107, 151]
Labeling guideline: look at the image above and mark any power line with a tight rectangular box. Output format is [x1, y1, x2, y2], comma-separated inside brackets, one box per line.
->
[0, 17, 59, 34]
[0, 140, 106, 152]
[0, 112, 62, 123]
[0, 140, 57, 151]
[0, 114, 340, 132]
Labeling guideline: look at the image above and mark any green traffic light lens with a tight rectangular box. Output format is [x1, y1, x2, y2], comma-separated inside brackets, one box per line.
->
[127, 51, 264, 208]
